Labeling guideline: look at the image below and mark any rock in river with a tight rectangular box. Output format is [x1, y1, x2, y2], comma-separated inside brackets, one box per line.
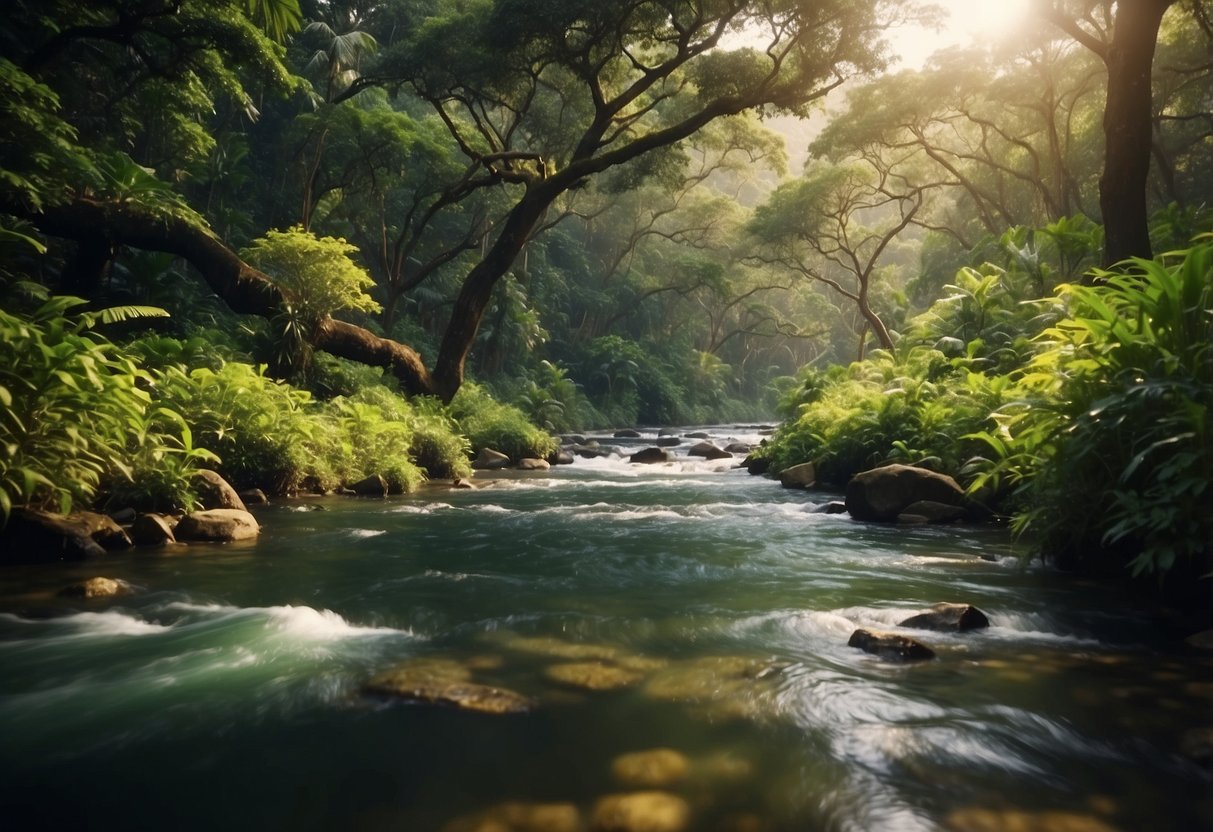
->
[443, 801, 581, 832]
[611, 748, 690, 789]
[898, 603, 990, 632]
[58, 576, 132, 599]
[545, 661, 643, 691]
[193, 468, 247, 511]
[363, 660, 535, 714]
[847, 628, 935, 662]
[630, 447, 671, 465]
[590, 791, 690, 832]
[174, 509, 260, 542]
[845, 463, 966, 522]
[473, 448, 512, 470]
[0, 507, 130, 564]
[687, 441, 732, 460]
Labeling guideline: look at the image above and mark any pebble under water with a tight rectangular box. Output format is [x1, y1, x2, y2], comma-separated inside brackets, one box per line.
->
[0, 427, 1209, 832]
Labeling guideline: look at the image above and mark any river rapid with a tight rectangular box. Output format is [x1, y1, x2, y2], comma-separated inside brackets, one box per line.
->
[0, 427, 1209, 832]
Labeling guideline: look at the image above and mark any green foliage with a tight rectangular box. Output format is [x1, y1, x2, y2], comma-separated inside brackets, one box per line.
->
[510, 361, 593, 434]
[0, 58, 96, 210]
[155, 362, 317, 494]
[243, 226, 380, 320]
[761, 348, 1009, 486]
[449, 383, 558, 461]
[969, 238, 1213, 579]
[0, 295, 199, 518]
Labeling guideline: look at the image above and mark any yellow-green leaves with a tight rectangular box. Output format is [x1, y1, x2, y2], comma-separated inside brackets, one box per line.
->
[243, 226, 382, 320]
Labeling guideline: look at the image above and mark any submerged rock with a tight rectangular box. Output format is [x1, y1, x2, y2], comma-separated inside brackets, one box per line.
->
[898, 603, 990, 632]
[488, 634, 623, 661]
[847, 628, 935, 662]
[630, 447, 671, 465]
[945, 808, 1119, 832]
[590, 792, 690, 832]
[58, 576, 132, 599]
[545, 661, 642, 691]
[723, 443, 752, 454]
[193, 469, 247, 511]
[818, 501, 848, 515]
[655, 436, 681, 447]
[614, 429, 642, 438]
[611, 748, 690, 789]
[443, 801, 581, 832]
[845, 464, 966, 522]
[452, 478, 477, 489]
[685, 432, 710, 439]
[174, 509, 260, 542]
[363, 659, 534, 714]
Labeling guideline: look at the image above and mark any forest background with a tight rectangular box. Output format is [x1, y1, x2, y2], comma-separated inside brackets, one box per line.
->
[1, 0, 1210, 597]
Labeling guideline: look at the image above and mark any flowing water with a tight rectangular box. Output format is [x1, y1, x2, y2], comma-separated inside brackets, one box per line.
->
[0, 428, 1209, 832]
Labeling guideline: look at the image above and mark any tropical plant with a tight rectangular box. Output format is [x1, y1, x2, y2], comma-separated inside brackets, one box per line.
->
[968, 237, 1213, 581]
[0, 294, 171, 517]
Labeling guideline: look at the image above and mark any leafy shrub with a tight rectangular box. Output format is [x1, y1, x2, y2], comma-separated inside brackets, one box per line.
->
[970, 238, 1213, 581]
[0, 294, 203, 517]
[759, 348, 1009, 486]
[449, 383, 558, 461]
[155, 362, 318, 494]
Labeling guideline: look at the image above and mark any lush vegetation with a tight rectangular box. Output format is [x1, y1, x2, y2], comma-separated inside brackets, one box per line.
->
[0, 0, 1210, 597]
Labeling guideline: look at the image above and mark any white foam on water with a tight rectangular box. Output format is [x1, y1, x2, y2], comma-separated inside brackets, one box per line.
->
[0, 609, 170, 640]
[163, 601, 415, 641]
[471, 504, 517, 514]
[391, 502, 453, 514]
[347, 528, 386, 539]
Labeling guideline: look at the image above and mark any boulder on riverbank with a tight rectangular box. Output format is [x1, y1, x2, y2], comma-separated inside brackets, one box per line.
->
[742, 455, 770, 476]
[351, 474, 388, 497]
[0, 508, 131, 564]
[517, 458, 551, 471]
[847, 628, 935, 661]
[174, 509, 260, 542]
[193, 469, 247, 511]
[238, 488, 268, 506]
[472, 448, 512, 470]
[898, 603, 990, 632]
[131, 513, 177, 545]
[778, 462, 816, 489]
[548, 448, 576, 465]
[845, 464, 967, 523]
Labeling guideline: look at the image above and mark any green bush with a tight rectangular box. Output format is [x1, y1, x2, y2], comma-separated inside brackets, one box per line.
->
[0, 294, 206, 517]
[970, 237, 1213, 580]
[449, 382, 558, 461]
[760, 348, 1010, 486]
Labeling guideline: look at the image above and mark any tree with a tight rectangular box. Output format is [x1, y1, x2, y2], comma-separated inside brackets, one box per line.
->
[337, 0, 905, 399]
[747, 160, 927, 359]
[1036, 0, 1178, 265]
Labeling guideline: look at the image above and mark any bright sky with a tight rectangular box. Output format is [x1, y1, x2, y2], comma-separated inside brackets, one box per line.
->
[892, 0, 1034, 68]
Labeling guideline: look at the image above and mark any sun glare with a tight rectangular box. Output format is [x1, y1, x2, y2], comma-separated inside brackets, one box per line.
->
[894, 0, 1034, 68]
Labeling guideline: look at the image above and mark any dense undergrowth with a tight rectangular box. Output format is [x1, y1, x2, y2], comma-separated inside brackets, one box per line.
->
[760, 229, 1212, 587]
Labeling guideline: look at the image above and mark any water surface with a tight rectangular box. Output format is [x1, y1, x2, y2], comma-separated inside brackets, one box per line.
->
[1, 428, 1209, 831]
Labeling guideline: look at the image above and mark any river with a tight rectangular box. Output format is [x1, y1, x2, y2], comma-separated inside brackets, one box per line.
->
[0, 427, 1209, 832]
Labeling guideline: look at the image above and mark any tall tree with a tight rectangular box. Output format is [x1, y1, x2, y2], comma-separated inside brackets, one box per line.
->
[340, 0, 906, 399]
[1037, 0, 1178, 265]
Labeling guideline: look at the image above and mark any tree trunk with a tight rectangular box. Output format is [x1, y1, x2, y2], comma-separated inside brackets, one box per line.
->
[433, 181, 560, 401]
[21, 197, 436, 396]
[1099, 0, 1173, 266]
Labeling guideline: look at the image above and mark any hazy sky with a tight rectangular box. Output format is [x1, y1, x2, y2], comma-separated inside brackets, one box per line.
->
[893, 0, 1033, 67]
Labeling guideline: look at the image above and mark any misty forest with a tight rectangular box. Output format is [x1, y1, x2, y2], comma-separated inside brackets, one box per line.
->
[0, 1, 1211, 831]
